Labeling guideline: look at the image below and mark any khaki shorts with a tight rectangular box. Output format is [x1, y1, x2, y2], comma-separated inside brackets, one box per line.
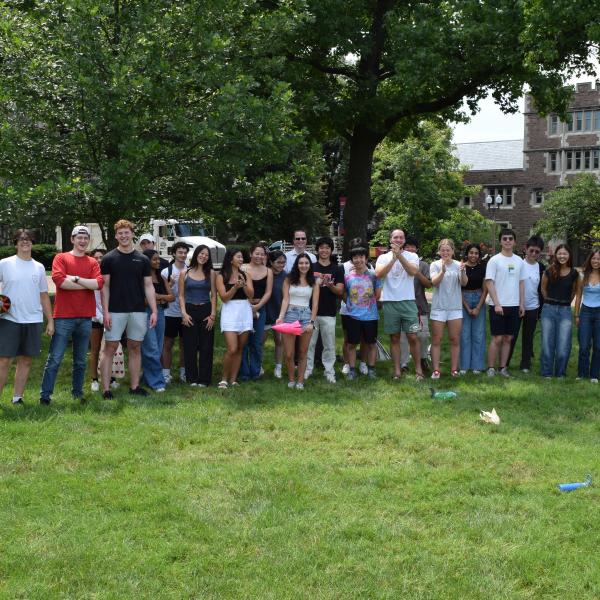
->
[383, 301, 420, 334]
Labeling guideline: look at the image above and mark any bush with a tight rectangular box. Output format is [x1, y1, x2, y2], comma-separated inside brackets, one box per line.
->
[0, 244, 58, 269]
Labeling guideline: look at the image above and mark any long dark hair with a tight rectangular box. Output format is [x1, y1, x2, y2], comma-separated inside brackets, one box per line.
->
[463, 243, 481, 262]
[582, 247, 600, 286]
[268, 249, 285, 268]
[189, 244, 213, 278]
[142, 249, 159, 275]
[547, 243, 572, 281]
[220, 248, 246, 283]
[287, 253, 315, 286]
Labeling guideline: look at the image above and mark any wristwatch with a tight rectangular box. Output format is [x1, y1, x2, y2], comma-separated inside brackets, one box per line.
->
[74, 276, 80, 283]
[310, 320, 315, 325]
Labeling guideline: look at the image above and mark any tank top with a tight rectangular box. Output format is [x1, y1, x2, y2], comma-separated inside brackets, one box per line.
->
[185, 275, 210, 304]
[252, 274, 268, 299]
[582, 282, 600, 308]
[289, 284, 312, 307]
[545, 269, 578, 305]
[225, 282, 248, 301]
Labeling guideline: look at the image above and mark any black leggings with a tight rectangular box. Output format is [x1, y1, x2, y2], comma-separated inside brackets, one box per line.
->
[182, 303, 215, 385]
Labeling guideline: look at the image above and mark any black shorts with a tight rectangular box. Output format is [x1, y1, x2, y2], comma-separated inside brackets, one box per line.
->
[341, 315, 351, 331]
[0, 320, 43, 357]
[345, 317, 378, 345]
[164, 315, 183, 338]
[489, 305, 520, 336]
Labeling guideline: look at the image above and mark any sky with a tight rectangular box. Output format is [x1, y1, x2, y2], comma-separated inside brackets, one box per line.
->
[452, 59, 599, 144]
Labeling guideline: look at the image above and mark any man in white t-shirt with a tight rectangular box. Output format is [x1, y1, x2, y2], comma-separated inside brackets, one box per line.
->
[507, 235, 545, 372]
[375, 229, 424, 380]
[0, 229, 54, 405]
[285, 229, 316, 272]
[160, 242, 190, 383]
[484, 228, 526, 377]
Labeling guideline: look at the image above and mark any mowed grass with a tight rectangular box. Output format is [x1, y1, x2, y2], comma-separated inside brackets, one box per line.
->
[1, 327, 599, 599]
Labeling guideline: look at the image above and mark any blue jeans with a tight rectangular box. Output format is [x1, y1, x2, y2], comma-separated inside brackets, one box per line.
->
[540, 304, 573, 377]
[577, 305, 600, 379]
[141, 306, 166, 389]
[460, 291, 486, 371]
[239, 307, 267, 380]
[40, 317, 92, 400]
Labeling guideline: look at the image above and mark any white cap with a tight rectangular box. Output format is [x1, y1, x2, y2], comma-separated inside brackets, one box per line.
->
[139, 233, 155, 243]
[71, 225, 91, 237]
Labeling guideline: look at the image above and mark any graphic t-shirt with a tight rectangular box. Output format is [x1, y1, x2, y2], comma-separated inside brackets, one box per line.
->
[485, 253, 525, 307]
[375, 250, 419, 301]
[161, 263, 186, 317]
[312, 262, 344, 317]
[0, 255, 48, 323]
[101, 249, 150, 312]
[344, 269, 382, 321]
[52, 252, 103, 318]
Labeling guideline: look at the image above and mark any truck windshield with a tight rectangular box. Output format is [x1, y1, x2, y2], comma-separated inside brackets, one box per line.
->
[175, 223, 206, 237]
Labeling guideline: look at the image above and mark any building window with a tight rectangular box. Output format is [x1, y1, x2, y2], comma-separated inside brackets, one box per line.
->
[485, 187, 514, 209]
[585, 111, 593, 130]
[594, 150, 600, 170]
[584, 150, 591, 169]
[531, 189, 544, 206]
[549, 115, 559, 135]
[595, 111, 600, 131]
[566, 150, 573, 170]
[575, 150, 582, 170]
[567, 115, 573, 132]
[549, 151, 559, 172]
[462, 196, 471, 207]
[575, 111, 583, 131]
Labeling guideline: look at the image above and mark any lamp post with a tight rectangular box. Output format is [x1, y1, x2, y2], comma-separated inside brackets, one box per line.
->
[485, 193, 503, 253]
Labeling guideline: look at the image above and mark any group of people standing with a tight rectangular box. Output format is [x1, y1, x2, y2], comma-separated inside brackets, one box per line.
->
[1, 220, 599, 405]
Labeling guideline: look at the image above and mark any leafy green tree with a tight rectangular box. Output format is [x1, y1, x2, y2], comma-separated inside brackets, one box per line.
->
[370, 122, 487, 257]
[538, 174, 600, 244]
[0, 0, 325, 246]
[244, 0, 599, 251]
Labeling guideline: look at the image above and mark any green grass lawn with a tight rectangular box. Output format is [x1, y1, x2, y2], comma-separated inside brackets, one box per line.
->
[1, 328, 599, 599]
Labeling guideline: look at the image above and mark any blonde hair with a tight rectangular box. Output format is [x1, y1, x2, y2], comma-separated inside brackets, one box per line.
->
[437, 238, 455, 253]
[113, 219, 135, 233]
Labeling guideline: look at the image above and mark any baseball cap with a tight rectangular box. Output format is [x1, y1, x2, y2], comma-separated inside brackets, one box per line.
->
[71, 225, 91, 237]
[139, 233, 155, 243]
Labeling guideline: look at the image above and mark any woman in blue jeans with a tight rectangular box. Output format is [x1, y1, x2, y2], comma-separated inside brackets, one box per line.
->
[239, 243, 273, 381]
[575, 248, 600, 383]
[460, 244, 487, 373]
[141, 250, 173, 391]
[540, 244, 578, 377]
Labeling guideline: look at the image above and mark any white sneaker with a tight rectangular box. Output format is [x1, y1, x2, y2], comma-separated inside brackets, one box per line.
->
[91, 380, 100, 392]
[197, 384, 207, 388]
[190, 383, 198, 387]
[472, 370, 481, 375]
[459, 370, 467, 375]
[325, 372, 336, 384]
[155, 388, 165, 393]
[359, 362, 368, 375]
[499, 367, 510, 378]
[274, 365, 282, 379]
[487, 368, 495, 377]
[287, 381, 296, 389]
[295, 383, 304, 390]
[110, 380, 120, 389]
[342, 363, 350, 375]
[259, 367, 264, 376]
[591, 378, 599, 384]
[304, 369, 312, 379]
[521, 368, 530, 373]
[179, 370, 186, 383]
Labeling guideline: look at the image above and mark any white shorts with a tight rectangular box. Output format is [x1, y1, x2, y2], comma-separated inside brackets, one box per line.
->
[220, 299, 253, 333]
[430, 309, 463, 323]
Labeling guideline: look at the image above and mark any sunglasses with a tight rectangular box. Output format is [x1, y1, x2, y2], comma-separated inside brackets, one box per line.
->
[501, 236, 514, 241]
[528, 248, 541, 254]
[17, 237, 32, 242]
[295, 237, 306, 241]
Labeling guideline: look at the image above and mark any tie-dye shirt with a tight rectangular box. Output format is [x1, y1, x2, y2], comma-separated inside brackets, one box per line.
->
[344, 269, 382, 321]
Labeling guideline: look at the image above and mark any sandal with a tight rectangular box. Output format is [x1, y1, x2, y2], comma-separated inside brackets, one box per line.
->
[218, 381, 228, 389]
[451, 370, 460, 377]
[415, 373, 424, 382]
[431, 370, 441, 380]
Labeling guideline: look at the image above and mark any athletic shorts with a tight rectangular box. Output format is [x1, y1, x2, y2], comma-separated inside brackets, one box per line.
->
[488, 305, 520, 337]
[0, 320, 43, 357]
[104, 312, 147, 342]
[164, 315, 183, 338]
[430, 309, 463, 322]
[341, 314, 351, 331]
[345, 317, 378, 345]
[383, 301, 420, 335]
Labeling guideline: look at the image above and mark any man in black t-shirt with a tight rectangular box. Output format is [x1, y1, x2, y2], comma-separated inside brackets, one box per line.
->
[100, 219, 157, 399]
[305, 236, 344, 383]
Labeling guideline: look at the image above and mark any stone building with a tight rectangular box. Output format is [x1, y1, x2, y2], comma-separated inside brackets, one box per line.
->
[454, 81, 600, 250]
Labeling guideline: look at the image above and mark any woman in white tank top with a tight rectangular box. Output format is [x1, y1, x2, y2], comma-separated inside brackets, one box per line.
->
[277, 253, 319, 390]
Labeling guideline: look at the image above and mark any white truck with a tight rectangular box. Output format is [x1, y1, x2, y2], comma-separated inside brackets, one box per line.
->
[149, 219, 226, 269]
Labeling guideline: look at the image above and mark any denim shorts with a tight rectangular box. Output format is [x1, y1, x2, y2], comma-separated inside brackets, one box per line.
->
[284, 305, 312, 328]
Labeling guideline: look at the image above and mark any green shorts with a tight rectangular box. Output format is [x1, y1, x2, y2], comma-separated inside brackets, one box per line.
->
[383, 301, 420, 334]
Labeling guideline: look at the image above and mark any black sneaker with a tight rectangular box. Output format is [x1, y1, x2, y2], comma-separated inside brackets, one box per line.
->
[129, 386, 149, 397]
[102, 390, 114, 400]
[40, 397, 51, 405]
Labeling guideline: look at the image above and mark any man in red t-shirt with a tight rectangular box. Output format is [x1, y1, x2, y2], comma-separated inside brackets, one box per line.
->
[39, 226, 103, 404]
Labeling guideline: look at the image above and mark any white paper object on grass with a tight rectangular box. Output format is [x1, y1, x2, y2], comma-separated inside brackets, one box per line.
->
[480, 408, 500, 425]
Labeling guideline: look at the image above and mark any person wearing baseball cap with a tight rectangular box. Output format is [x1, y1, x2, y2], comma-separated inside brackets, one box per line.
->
[39, 225, 104, 405]
[139, 233, 169, 269]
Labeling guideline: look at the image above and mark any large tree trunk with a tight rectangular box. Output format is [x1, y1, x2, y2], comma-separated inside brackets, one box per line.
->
[343, 125, 382, 257]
